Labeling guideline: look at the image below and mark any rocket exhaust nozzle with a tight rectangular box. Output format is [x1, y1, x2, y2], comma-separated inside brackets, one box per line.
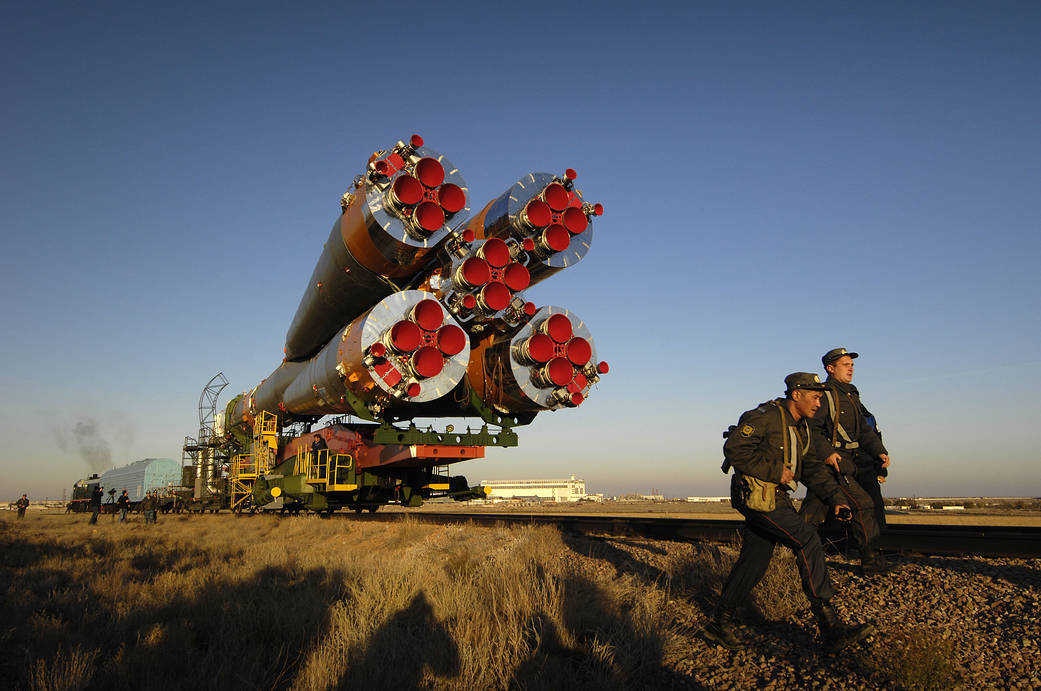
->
[565, 337, 591, 366]
[477, 281, 511, 313]
[531, 357, 575, 388]
[538, 313, 573, 343]
[517, 333, 555, 364]
[454, 257, 491, 289]
[503, 262, 531, 292]
[436, 324, 467, 356]
[477, 238, 510, 268]
[415, 157, 446, 188]
[561, 207, 588, 235]
[520, 199, 552, 229]
[411, 299, 445, 331]
[389, 174, 424, 207]
[438, 183, 466, 214]
[542, 182, 569, 212]
[387, 320, 422, 353]
[535, 224, 570, 257]
[412, 201, 445, 234]
[411, 346, 445, 379]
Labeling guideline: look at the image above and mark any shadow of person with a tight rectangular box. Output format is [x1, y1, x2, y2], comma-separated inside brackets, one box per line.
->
[559, 532, 669, 584]
[332, 590, 460, 690]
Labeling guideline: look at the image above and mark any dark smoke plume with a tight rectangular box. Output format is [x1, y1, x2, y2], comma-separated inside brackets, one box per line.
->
[55, 417, 112, 473]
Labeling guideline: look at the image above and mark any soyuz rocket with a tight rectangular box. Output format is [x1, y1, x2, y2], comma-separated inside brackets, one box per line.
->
[213, 135, 608, 511]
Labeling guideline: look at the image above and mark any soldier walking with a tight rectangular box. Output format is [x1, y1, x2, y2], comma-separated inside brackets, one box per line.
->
[704, 373, 874, 653]
[801, 348, 892, 573]
[16, 494, 29, 518]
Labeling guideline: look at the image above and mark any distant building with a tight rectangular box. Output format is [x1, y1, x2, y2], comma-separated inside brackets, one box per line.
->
[480, 475, 588, 502]
[687, 496, 729, 503]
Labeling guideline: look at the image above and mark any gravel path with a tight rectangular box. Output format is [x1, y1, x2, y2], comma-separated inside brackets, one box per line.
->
[556, 534, 1040, 689]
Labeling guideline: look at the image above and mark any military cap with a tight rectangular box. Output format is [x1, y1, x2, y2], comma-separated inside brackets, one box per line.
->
[822, 347, 859, 367]
[785, 372, 828, 393]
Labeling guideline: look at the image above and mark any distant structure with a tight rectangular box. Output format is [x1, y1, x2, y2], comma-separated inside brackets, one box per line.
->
[687, 496, 729, 503]
[480, 475, 590, 502]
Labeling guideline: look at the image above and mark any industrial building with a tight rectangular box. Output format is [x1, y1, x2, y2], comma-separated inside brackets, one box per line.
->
[480, 475, 588, 502]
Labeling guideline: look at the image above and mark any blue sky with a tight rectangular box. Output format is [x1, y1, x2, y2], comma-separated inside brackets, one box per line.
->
[2, 2, 1038, 500]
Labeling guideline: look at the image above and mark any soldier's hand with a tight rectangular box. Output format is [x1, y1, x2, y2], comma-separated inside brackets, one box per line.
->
[879, 453, 890, 469]
[834, 504, 852, 521]
[781, 467, 795, 485]
[877, 475, 887, 484]
[825, 453, 841, 472]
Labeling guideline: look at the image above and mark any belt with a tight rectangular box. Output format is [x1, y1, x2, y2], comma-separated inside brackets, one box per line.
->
[833, 441, 860, 450]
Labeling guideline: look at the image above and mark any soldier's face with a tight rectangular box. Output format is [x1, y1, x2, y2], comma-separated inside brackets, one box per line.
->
[792, 390, 823, 418]
[827, 356, 855, 383]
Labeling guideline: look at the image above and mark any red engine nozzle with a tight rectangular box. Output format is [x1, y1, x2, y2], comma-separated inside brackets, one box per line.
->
[411, 299, 444, 331]
[436, 324, 467, 357]
[388, 320, 422, 352]
[478, 238, 510, 268]
[390, 175, 424, 207]
[438, 183, 466, 214]
[411, 346, 445, 379]
[533, 357, 575, 388]
[518, 332, 555, 364]
[503, 262, 531, 292]
[540, 314, 573, 343]
[543, 182, 569, 212]
[455, 256, 491, 289]
[561, 207, 588, 235]
[477, 282, 511, 312]
[521, 199, 552, 228]
[414, 201, 445, 232]
[415, 157, 445, 188]
[565, 337, 592, 366]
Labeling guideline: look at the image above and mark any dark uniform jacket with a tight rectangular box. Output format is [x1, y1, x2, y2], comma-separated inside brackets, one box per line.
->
[724, 399, 845, 506]
[116, 495, 130, 510]
[808, 378, 888, 474]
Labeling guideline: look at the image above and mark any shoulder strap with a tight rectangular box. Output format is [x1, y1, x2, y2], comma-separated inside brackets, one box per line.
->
[825, 389, 855, 445]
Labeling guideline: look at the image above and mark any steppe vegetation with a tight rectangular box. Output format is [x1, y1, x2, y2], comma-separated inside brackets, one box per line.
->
[2, 512, 1037, 690]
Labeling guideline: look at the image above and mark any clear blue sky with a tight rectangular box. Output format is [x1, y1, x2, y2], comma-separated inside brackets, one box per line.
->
[2, 1, 1039, 500]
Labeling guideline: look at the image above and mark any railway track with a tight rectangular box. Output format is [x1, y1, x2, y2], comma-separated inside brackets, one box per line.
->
[345, 511, 1041, 558]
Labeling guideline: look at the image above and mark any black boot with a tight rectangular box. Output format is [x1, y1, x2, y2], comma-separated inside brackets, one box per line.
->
[810, 599, 875, 653]
[703, 605, 746, 650]
[860, 546, 893, 575]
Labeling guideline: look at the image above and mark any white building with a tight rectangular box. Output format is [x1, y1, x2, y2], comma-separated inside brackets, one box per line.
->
[480, 475, 588, 502]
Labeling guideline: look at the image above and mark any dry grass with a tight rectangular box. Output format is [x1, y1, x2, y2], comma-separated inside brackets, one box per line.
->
[0, 513, 684, 690]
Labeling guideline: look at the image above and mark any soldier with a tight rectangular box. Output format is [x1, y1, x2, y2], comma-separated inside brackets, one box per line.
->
[801, 348, 891, 573]
[16, 494, 29, 518]
[88, 485, 103, 524]
[704, 373, 874, 653]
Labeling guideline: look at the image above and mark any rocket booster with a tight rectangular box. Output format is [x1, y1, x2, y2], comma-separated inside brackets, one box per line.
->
[226, 135, 607, 436]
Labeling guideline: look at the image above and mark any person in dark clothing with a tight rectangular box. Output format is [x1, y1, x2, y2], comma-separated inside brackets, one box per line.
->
[89, 486, 104, 524]
[311, 434, 329, 478]
[704, 373, 874, 653]
[116, 490, 130, 523]
[16, 494, 29, 518]
[800, 348, 892, 573]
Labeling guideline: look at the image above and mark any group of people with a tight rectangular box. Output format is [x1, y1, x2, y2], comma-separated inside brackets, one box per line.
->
[87, 486, 162, 524]
[704, 347, 891, 654]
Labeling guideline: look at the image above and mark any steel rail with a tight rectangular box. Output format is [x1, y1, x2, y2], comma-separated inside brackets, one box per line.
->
[343, 511, 1041, 558]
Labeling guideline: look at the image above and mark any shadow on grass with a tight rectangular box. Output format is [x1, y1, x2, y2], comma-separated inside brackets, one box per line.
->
[1, 535, 350, 690]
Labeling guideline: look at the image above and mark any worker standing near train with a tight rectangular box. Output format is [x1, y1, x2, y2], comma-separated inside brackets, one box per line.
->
[800, 348, 892, 574]
[88, 485, 103, 525]
[704, 373, 874, 653]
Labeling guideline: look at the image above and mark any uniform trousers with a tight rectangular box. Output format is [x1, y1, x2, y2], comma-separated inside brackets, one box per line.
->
[800, 471, 879, 552]
[854, 463, 887, 529]
[720, 484, 835, 608]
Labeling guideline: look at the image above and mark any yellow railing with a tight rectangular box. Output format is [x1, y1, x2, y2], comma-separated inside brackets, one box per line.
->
[298, 450, 356, 491]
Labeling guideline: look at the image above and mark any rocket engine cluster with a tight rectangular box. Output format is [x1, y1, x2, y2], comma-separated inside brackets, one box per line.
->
[227, 135, 608, 432]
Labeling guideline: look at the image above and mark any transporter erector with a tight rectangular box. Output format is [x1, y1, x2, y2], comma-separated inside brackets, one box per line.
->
[181, 135, 608, 513]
